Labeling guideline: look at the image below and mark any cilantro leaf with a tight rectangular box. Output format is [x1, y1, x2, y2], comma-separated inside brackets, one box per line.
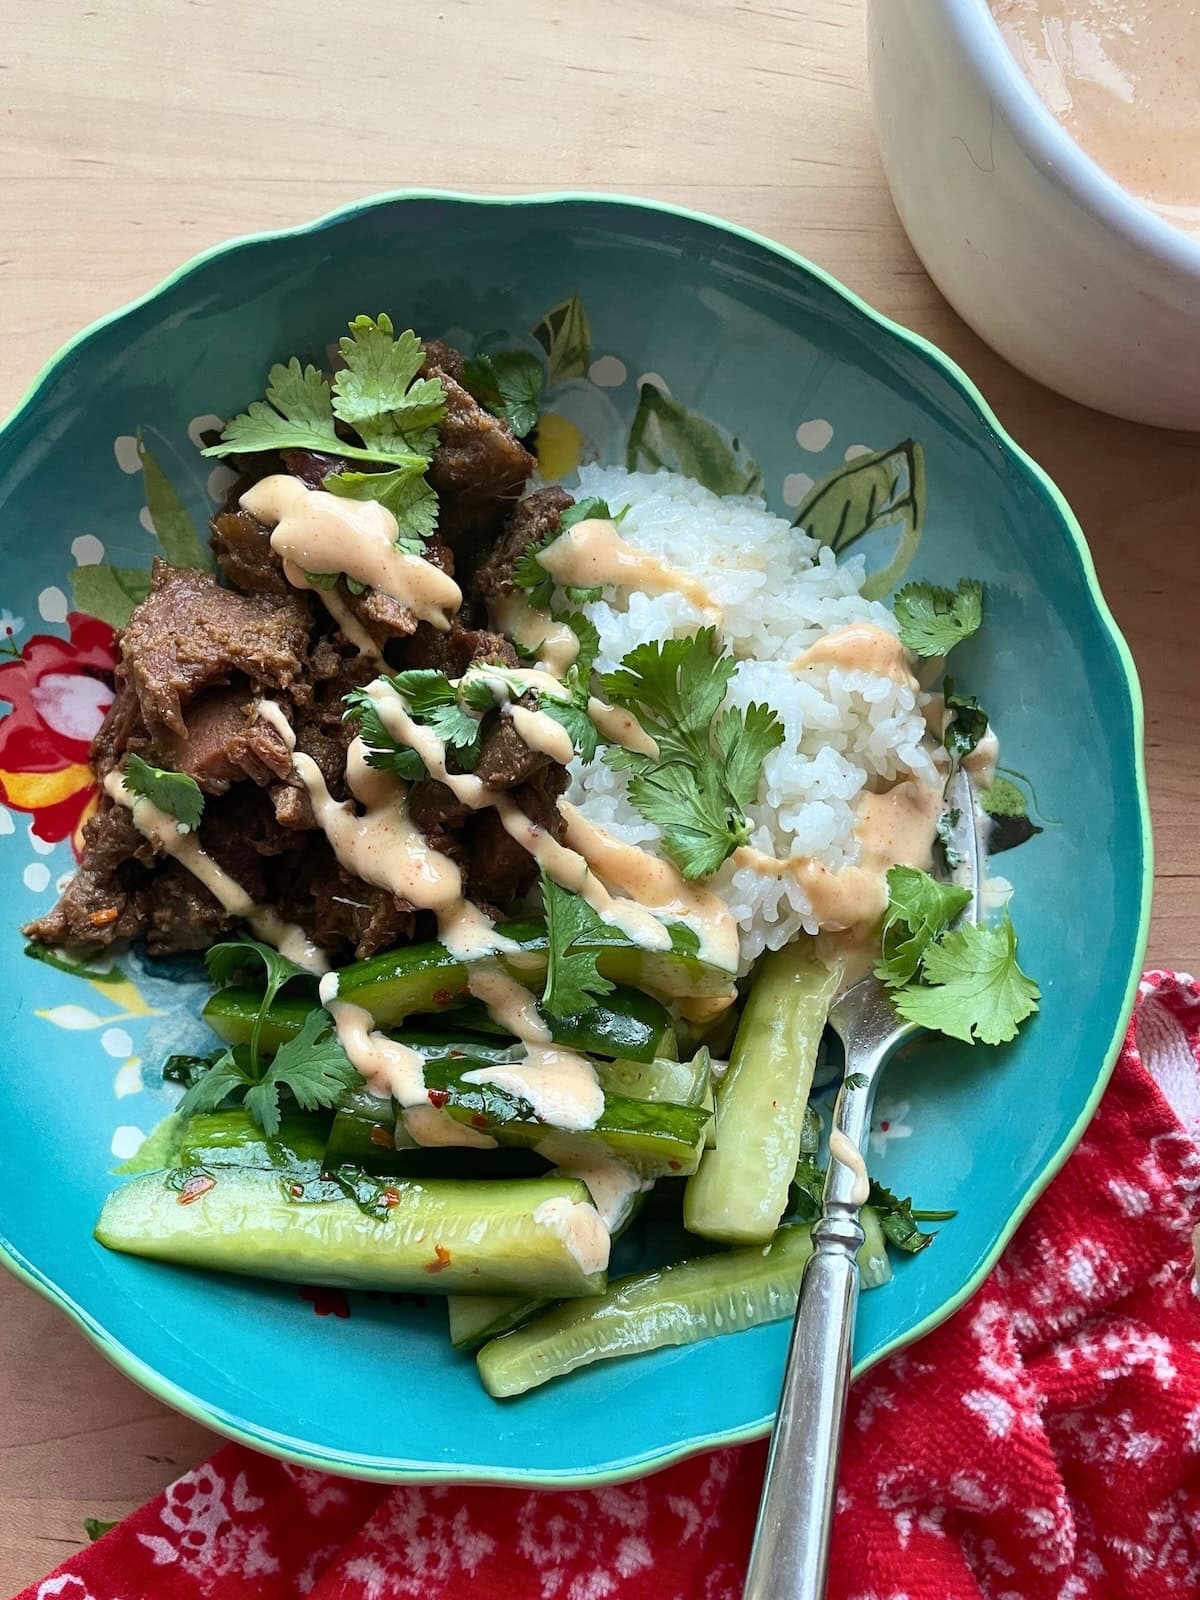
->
[325, 467, 439, 548]
[202, 358, 339, 460]
[244, 1008, 361, 1137]
[943, 678, 988, 768]
[388, 670, 487, 765]
[535, 696, 599, 764]
[343, 687, 427, 781]
[122, 754, 204, 832]
[175, 1047, 253, 1119]
[540, 872, 616, 1018]
[867, 1180, 937, 1254]
[206, 937, 313, 1071]
[599, 632, 782, 877]
[332, 315, 447, 457]
[559, 611, 600, 679]
[893, 913, 1040, 1045]
[875, 865, 971, 988]
[620, 755, 748, 880]
[713, 701, 784, 810]
[893, 578, 983, 658]
[463, 350, 545, 438]
[203, 315, 445, 467]
[600, 628, 735, 768]
[515, 543, 555, 610]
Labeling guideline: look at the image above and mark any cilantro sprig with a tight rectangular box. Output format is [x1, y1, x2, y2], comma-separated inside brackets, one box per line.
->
[463, 349, 545, 438]
[176, 1009, 360, 1136]
[345, 671, 494, 780]
[122, 754, 204, 833]
[893, 915, 1040, 1045]
[202, 314, 445, 548]
[206, 937, 313, 1073]
[599, 629, 783, 879]
[789, 1156, 948, 1254]
[893, 578, 983, 658]
[874, 865, 1040, 1045]
[539, 872, 616, 1018]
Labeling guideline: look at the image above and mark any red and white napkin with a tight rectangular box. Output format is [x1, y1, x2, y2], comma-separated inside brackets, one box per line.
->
[21, 971, 1200, 1600]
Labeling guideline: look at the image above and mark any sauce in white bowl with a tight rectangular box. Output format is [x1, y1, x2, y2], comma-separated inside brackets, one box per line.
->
[990, 0, 1200, 236]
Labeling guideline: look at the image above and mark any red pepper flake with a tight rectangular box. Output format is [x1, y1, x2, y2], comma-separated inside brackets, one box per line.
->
[369, 1125, 396, 1149]
[176, 1173, 217, 1205]
[381, 1187, 400, 1210]
[424, 1244, 452, 1273]
[289, 1182, 305, 1199]
[433, 988, 454, 1007]
[300, 1286, 351, 1319]
[470, 1114, 489, 1130]
[427, 1089, 450, 1109]
[880, 1120, 890, 1132]
[667, 1160, 681, 1171]
[89, 906, 119, 928]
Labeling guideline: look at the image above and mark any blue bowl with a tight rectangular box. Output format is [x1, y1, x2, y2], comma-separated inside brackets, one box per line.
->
[0, 192, 1150, 1484]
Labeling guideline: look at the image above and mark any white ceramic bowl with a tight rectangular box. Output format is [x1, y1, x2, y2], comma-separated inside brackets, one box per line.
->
[867, 0, 1200, 430]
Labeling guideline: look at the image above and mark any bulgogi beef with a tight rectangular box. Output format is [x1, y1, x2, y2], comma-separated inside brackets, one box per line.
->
[26, 335, 580, 965]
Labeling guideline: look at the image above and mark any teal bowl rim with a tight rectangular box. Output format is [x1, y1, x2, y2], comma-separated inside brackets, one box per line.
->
[0, 188, 1153, 1488]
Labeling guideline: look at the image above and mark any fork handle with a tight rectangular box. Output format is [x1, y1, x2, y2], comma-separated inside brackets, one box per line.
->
[742, 1201, 863, 1600]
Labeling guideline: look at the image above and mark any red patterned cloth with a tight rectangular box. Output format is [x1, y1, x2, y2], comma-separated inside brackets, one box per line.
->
[22, 972, 1200, 1600]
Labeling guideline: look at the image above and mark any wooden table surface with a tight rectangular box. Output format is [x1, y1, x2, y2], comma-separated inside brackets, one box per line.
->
[2, 0, 1197, 1590]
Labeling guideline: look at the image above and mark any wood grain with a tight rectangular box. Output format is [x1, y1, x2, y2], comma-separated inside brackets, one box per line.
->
[1, 0, 1195, 1590]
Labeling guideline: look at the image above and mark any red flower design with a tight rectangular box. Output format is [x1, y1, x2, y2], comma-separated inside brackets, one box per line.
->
[0, 612, 117, 854]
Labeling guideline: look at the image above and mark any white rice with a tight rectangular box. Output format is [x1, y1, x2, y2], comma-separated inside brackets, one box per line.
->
[564, 466, 938, 971]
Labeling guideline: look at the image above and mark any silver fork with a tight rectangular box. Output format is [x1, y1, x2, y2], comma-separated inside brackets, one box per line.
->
[742, 768, 983, 1600]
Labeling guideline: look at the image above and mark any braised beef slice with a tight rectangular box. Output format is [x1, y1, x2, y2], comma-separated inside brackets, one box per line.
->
[89, 665, 149, 782]
[121, 560, 311, 739]
[158, 686, 294, 795]
[473, 487, 574, 613]
[22, 804, 153, 949]
[275, 838, 415, 961]
[279, 448, 352, 488]
[475, 700, 556, 790]
[271, 648, 383, 827]
[420, 339, 466, 383]
[210, 508, 294, 599]
[424, 354, 536, 546]
[463, 763, 569, 911]
[142, 863, 239, 956]
[398, 619, 518, 677]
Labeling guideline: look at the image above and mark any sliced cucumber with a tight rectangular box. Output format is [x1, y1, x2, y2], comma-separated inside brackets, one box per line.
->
[420, 1059, 709, 1176]
[447, 1293, 541, 1350]
[595, 1049, 710, 1109]
[330, 917, 734, 1024]
[96, 1171, 609, 1297]
[177, 1110, 330, 1175]
[477, 1209, 890, 1396]
[204, 983, 675, 1065]
[685, 940, 838, 1246]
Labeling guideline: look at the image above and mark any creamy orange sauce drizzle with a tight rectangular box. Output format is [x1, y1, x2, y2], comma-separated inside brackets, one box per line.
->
[104, 770, 327, 973]
[537, 517, 721, 618]
[240, 474, 461, 630]
[326, 999, 426, 1103]
[488, 591, 580, 678]
[530, 1195, 611, 1275]
[791, 623, 918, 689]
[534, 1133, 648, 1231]
[317, 586, 382, 660]
[829, 1128, 870, 1207]
[735, 778, 942, 933]
[560, 802, 741, 975]
[585, 698, 660, 759]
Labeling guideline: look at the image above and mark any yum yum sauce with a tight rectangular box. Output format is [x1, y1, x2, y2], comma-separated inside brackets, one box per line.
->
[990, 0, 1200, 234]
